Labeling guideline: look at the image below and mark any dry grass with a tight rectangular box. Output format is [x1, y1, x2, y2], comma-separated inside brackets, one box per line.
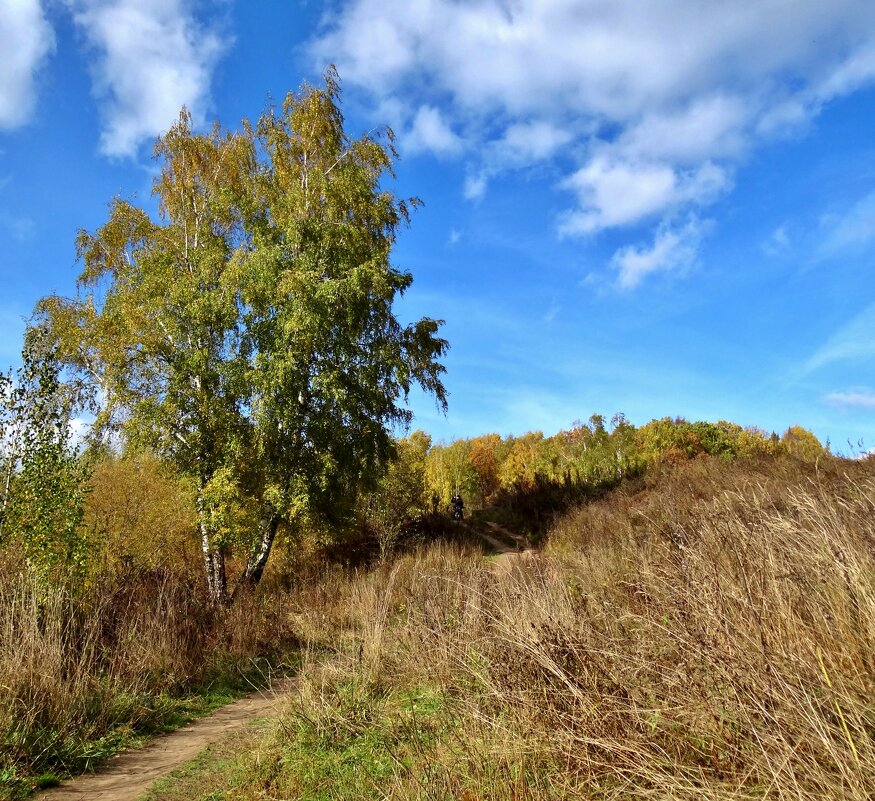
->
[6, 455, 874, 800]
[0, 564, 298, 795]
[228, 456, 875, 800]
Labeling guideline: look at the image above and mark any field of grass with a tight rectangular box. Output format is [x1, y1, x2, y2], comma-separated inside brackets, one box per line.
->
[4, 454, 874, 799]
[140, 455, 875, 800]
[0, 564, 300, 800]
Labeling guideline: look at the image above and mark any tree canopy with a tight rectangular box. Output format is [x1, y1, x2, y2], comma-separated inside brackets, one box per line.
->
[39, 70, 448, 604]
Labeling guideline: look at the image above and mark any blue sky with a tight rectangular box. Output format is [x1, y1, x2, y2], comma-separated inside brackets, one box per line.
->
[1, 1, 874, 453]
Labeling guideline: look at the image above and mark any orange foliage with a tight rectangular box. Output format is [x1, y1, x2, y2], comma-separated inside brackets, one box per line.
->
[468, 434, 502, 501]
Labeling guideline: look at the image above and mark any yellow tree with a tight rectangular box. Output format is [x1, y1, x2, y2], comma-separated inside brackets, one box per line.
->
[468, 433, 502, 502]
[425, 439, 477, 508]
[782, 426, 824, 462]
[498, 432, 545, 489]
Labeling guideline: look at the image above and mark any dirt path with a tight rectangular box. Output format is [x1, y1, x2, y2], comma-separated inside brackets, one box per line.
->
[36, 678, 294, 801]
[461, 520, 515, 553]
[462, 520, 538, 571]
[484, 520, 530, 550]
[32, 520, 531, 800]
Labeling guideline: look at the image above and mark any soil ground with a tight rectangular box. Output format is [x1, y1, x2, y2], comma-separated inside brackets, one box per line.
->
[35, 678, 293, 801]
[461, 518, 539, 569]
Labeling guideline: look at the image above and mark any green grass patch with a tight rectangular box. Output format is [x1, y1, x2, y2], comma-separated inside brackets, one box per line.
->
[144, 681, 449, 801]
[286, 682, 444, 796]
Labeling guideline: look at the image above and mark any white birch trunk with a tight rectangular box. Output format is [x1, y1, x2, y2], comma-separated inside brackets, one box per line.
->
[234, 507, 279, 600]
[198, 492, 228, 606]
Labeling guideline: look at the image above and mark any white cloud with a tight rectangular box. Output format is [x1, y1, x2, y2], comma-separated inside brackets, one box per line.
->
[763, 223, 792, 257]
[404, 104, 463, 156]
[494, 120, 573, 166]
[0, 0, 55, 129]
[825, 389, 875, 409]
[819, 191, 875, 255]
[559, 158, 727, 235]
[0, 211, 36, 240]
[543, 302, 561, 323]
[560, 159, 676, 234]
[804, 302, 875, 374]
[314, 1, 875, 120]
[758, 40, 875, 136]
[611, 218, 708, 289]
[64, 0, 228, 157]
[611, 96, 749, 166]
[311, 0, 875, 283]
[459, 119, 574, 199]
[463, 171, 488, 201]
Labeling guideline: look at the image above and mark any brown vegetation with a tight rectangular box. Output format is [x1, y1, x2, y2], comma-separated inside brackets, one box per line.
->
[194, 455, 875, 800]
[4, 445, 872, 800]
[0, 562, 298, 795]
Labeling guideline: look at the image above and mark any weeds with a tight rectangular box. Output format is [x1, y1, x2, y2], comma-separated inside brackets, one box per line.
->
[7, 456, 875, 800]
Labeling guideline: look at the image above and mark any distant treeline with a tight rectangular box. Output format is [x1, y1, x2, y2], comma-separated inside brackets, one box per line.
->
[407, 415, 824, 510]
[0, 402, 827, 583]
[342, 415, 827, 552]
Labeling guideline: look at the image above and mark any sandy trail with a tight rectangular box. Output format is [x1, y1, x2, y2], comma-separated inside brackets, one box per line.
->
[483, 520, 529, 549]
[462, 521, 514, 553]
[36, 678, 293, 801]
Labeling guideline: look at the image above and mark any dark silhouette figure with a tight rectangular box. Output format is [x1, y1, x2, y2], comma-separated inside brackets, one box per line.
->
[451, 492, 464, 521]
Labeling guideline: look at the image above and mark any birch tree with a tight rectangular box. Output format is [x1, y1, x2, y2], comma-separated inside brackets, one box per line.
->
[0, 325, 89, 580]
[38, 71, 448, 604]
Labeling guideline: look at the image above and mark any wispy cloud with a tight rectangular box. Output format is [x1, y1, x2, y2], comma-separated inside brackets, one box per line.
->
[804, 302, 875, 375]
[64, 0, 229, 158]
[0, 211, 36, 241]
[495, 120, 573, 166]
[558, 159, 727, 236]
[404, 104, 464, 157]
[611, 217, 709, 289]
[825, 389, 875, 409]
[543, 302, 561, 323]
[0, 0, 55, 129]
[460, 119, 576, 198]
[311, 0, 875, 284]
[763, 223, 792, 258]
[463, 171, 488, 201]
[818, 191, 875, 256]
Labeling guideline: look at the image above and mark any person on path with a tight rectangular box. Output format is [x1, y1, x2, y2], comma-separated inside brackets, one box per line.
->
[451, 492, 464, 520]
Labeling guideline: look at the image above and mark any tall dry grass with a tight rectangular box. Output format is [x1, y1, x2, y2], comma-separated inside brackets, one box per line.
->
[262, 457, 874, 799]
[0, 563, 298, 788]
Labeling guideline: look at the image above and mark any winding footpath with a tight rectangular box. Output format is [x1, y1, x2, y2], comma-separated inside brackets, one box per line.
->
[33, 519, 531, 800]
[36, 678, 293, 801]
[462, 518, 539, 568]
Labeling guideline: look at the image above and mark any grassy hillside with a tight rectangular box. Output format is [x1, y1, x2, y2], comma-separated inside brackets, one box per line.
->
[139, 455, 875, 800]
